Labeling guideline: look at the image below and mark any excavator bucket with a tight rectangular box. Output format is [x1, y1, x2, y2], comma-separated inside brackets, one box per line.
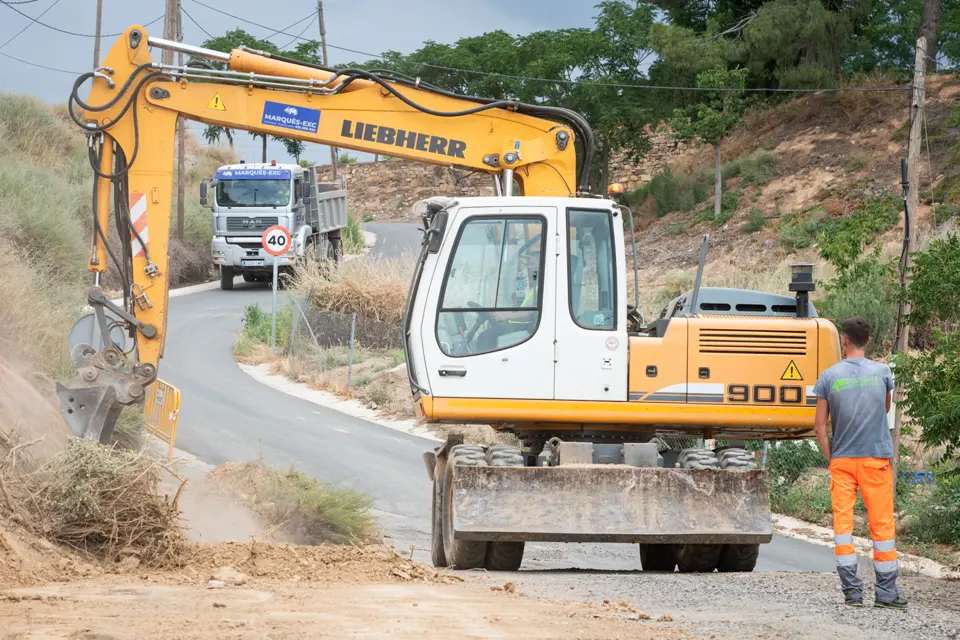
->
[452, 466, 772, 544]
[56, 381, 122, 445]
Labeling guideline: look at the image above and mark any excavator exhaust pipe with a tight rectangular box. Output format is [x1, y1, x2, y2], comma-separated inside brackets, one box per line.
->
[451, 466, 773, 544]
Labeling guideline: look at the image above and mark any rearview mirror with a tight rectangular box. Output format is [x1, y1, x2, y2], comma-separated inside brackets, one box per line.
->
[301, 181, 310, 200]
[427, 211, 448, 253]
[199, 180, 208, 207]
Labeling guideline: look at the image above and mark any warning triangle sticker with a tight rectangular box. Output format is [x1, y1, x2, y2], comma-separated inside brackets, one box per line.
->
[208, 93, 226, 111]
[781, 360, 804, 381]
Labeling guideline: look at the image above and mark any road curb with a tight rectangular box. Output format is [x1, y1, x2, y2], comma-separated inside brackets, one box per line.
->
[237, 362, 440, 442]
[772, 514, 959, 580]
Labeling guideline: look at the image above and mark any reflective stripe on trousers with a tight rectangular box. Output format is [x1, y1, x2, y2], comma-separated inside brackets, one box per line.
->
[829, 457, 901, 603]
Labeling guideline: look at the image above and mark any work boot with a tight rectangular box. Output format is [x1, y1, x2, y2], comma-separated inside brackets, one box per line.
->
[874, 595, 909, 610]
[844, 596, 863, 608]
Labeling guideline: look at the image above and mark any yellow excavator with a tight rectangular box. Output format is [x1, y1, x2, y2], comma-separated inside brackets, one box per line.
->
[60, 25, 841, 574]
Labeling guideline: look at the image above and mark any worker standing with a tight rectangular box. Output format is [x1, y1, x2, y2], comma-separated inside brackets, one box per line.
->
[812, 317, 907, 609]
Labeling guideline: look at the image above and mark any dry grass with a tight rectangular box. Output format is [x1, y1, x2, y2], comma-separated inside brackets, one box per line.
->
[27, 440, 186, 567]
[209, 459, 374, 545]
[294, 254, 415, 326]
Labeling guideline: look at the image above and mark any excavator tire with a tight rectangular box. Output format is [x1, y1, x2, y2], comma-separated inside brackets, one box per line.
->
[717, 447, 761, 572]
[484, 445, 525, 571]
[220, 266, 234, 290]
[639, 544, 677, 572]
[717, 448, 759, 470]
[430, 467, 447, 568]
[675, 448, 722, 572]
[442, 445, 489, 570]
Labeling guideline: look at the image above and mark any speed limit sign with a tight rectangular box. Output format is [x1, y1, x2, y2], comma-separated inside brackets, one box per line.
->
[262, 225, 291, 257]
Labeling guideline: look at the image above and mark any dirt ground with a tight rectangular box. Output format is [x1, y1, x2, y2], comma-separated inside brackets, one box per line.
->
[0, 579, 692, 640]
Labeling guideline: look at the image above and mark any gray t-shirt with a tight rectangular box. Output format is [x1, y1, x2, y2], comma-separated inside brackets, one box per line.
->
[812, 357, 894, 459]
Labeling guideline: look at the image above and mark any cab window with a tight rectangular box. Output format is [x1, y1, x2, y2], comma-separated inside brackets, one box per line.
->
[567, 208, 616, 330]
[437, 217, 544, 356]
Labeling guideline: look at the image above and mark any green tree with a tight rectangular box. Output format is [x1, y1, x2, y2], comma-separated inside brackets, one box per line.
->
[894, 233, 960, 459]
[669, 67, 749, 216]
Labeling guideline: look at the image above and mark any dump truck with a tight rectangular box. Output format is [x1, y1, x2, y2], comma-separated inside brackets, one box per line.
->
[57, 25, 841, 575]
[202, 162, 347, 289]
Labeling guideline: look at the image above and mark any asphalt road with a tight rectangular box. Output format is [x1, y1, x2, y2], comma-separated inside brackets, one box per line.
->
[161, 221, 837, 573]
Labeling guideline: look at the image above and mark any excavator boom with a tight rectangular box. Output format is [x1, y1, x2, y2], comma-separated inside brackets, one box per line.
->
[58, 25, 584, 442]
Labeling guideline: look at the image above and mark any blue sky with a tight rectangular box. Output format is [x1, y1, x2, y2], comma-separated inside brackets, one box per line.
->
[0, 0, 601, 164]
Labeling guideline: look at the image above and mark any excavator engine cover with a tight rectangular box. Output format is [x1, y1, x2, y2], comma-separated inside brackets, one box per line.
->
[451, 466, 772, 544]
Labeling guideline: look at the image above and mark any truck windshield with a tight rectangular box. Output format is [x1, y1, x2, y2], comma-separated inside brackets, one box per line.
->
[216, 179, 291, 208]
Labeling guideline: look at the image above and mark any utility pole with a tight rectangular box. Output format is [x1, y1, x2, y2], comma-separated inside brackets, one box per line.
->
[317, 0, 337, 179]
[892, 36, 926, 491]
[175, 0, 185, 240]
[92, 0, 104, 68]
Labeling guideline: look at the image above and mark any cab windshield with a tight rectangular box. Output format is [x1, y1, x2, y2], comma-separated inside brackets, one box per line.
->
[216, 179, 291, 208]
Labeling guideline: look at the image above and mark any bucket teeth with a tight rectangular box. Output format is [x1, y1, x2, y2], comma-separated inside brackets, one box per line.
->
[56, 382, 122, 444]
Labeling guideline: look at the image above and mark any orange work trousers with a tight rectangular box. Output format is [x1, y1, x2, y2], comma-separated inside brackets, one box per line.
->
[829, 457, 899, 600]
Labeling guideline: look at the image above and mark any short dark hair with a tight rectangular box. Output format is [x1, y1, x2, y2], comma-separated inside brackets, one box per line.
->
[841, 317, 871, 347]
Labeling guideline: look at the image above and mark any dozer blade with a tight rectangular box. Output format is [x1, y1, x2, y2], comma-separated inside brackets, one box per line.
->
[453, 466, 772, 544]
[56, 381, 122, 445]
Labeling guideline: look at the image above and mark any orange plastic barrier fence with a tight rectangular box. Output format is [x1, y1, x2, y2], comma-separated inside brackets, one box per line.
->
[143, 379, 180, 460]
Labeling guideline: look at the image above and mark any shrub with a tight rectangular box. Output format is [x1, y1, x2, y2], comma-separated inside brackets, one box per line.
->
[737, 150, 779, 186]
[908, 474, 960, 546]
[663, 222, 686, 235]
[296, 255, 413, 327]
[818, 197, 899, 273]
[342, 215, 365, 254]
[932, 204, 959, 225]
[817, 257, 899, 358]
[742, 207, 766, 232]
[235, 303, 292, 354]
[338, 153, 358, 165]
[778, 208, 824, 251]
[844, 154, 868, 173]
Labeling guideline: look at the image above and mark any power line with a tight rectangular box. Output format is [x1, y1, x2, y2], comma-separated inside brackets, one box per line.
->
[0, 49, 81, 73]
[0, 1, 162, 38]
[181, 5, 214, 40]
[1, 0, 62, 49]
[277, 14, 316, 50]
[262, 11, 316, 43]
[2, 0, 40, 4]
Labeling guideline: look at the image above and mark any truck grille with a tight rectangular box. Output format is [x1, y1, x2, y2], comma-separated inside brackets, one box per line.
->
[698, 328, 807, 355]
[225, 216, 278, 233]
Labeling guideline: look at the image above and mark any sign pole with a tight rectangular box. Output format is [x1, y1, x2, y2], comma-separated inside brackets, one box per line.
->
[261, 224, 292, 351]
[272, 259, 279, 348]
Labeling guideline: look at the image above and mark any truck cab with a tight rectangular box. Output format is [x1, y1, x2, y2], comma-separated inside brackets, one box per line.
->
[203, 162, 348, 289]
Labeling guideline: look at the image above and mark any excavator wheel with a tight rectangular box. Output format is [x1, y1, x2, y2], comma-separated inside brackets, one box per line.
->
[441, 445, 489, 570]
[484, 445, 525, 571]
[717, 447, 761, 572]
[675, 448, 722, 572]
[639, 544, 677, 572]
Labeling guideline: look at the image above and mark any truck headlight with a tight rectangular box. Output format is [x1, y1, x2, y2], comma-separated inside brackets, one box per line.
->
[212, 250, 224, 257]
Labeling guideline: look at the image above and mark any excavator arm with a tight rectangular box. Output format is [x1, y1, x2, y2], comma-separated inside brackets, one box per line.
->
[58, 25, 589, 442]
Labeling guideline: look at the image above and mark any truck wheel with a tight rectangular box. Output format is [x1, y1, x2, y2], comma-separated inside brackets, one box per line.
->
[639, 544, 676, 571]
[675, 448, 721, 572]
[329, 237, 343, 263]
[717, 447, 760, 572]
[219, 266, 234, 290]
[441, 445, 488, 570]
[430, 470, 447, 568]
[484, 445, 525, 571]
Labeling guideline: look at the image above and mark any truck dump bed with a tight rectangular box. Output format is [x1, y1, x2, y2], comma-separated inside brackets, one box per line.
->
[305, 171, 348, 234]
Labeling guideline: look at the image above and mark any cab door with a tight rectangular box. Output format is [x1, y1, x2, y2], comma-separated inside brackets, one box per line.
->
[554, 206, 628, 401]
[418, 206, 556, 399]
